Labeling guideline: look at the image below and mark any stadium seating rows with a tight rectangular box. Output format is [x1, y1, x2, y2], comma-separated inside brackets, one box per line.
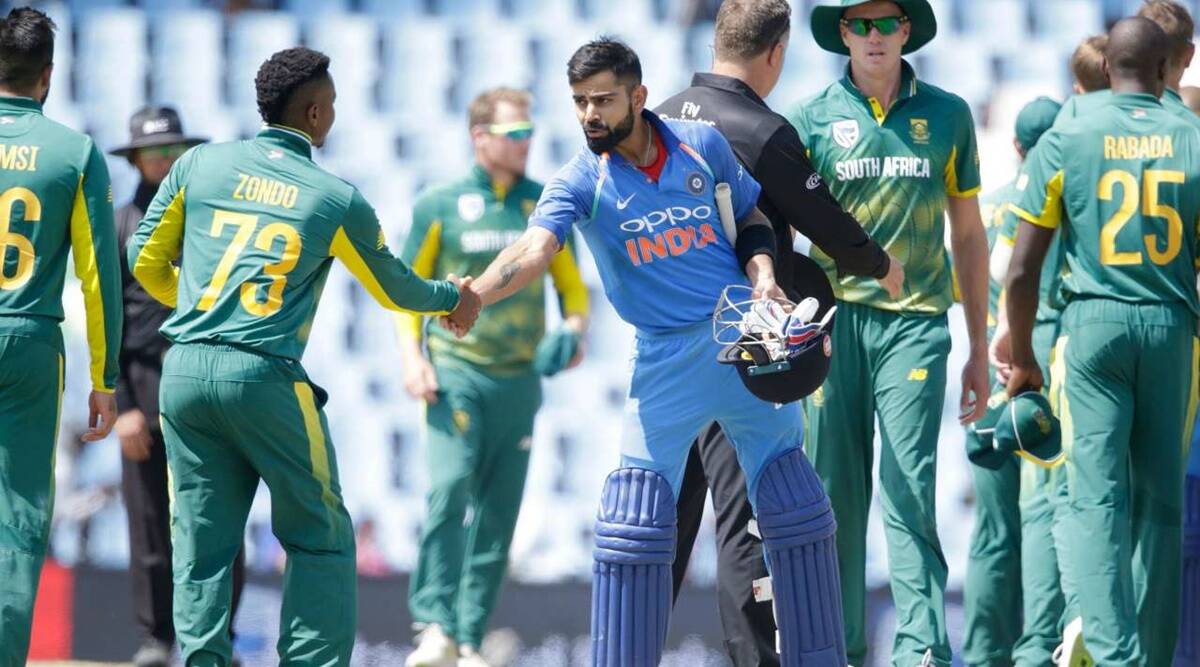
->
[35, 0, 1198, 590]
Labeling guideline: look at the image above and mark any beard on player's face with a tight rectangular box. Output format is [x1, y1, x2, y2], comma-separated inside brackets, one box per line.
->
[583, 101, 635, 155]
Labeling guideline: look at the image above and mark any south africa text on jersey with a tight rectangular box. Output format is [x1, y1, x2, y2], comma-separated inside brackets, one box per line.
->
[834, 156, 932, 182]
[620, 203, 721, 266]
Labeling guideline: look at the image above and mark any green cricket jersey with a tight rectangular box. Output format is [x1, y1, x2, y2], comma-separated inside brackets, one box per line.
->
[0, 96, 121, 391]
[994, 170, 1068, 324]
[788, 61, 981, 314]
[396, 165, 589, 373]
[1014, 93, 1200, 316]
[128, 125, 460, 361]
[1055, 88, 1200, 130]
[979, 183, 1012, 331]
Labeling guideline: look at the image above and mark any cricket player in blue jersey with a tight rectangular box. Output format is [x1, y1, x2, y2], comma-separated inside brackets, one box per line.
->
[455, 38, 845, 667]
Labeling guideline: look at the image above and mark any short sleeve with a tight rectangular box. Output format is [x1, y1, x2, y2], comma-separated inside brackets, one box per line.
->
[946, 98, 982, 198]
[528, 161, 592, 248]
[1012, 134, 1066, 230]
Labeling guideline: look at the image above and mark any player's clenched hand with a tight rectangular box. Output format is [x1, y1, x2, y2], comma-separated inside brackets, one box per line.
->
[1005, 362, 1044, 399]
[83, 390, 118, 442]
[751, 276, 788, 306]
[402, 355, 440, 404]
[440, 273, 481, 338]
[959, 352, 990, 425]
[116, 408, 153, 461]
[878, 253, 906, 299]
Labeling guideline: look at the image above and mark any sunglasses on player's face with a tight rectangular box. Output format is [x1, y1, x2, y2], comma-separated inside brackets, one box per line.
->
[841, 15, 909, 37]
[487, 121, 535, 141]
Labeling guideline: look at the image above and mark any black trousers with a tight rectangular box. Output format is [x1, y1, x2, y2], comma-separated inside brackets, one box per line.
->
[672, 422, 779, 667]
[121, 426, 245, 644]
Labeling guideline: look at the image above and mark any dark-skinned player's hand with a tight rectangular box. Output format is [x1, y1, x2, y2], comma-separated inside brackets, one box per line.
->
[440, 274, 481, 338]
[1005, 362, 1044, 398]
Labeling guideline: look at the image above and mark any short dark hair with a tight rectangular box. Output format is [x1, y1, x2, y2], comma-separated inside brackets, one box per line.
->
[0, 7, 55, 92]
[714, 0, 791, 62]
[254, 47, 331, 125]
[1071, 34, 1109, 93]
[567, 37, 641, 90]
[1137, 0, 1194, 66]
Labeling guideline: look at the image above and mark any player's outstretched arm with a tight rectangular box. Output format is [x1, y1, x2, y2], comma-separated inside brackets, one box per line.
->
[331, 190, 460, 315]
[947, 195, 991, 423]
[471, 226, 560, 308]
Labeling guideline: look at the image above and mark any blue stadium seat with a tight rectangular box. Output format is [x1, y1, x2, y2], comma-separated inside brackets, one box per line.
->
[76, 9, 147, 120]
[135, 0, 202, 12]
[379, 19, 456, 119]
[920, 37, 992, 110]
[580, 0, 661, 25]
[227, 12, 301, 119]
[508, 0, 579, 24]
[359, 0, 428, 19]
[282, 0, 350, 14]
[960, 0, 1028, 50]
[430, 0, 503, 19]
[149, 10, 223, 116]
[66, 0, 127, 14]
[456, 20, 535, 108]
[998, 40, 1072, 94]
[1034, 0, 1105, 46]
[306, 13, 379, 117]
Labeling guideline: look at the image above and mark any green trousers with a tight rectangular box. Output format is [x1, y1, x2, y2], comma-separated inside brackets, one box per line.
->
[962, 320, 1064, 667]
[0, 320, 63, 667]
[1057, 299, 1197, 667]
[408, 359, 541, 648]
[160, 343, 356, 667]
[805, 301, 952, 667]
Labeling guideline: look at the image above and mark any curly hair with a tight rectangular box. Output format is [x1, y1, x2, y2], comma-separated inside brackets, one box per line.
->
[254, 47, 331, 125]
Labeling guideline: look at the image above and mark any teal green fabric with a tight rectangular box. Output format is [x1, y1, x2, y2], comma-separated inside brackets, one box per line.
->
[0, 331, 62, 666]
[1057, 299, 1196, 666]
[128, 126, 459, 362]
[408, 360, 541, 648]
[789, 61, 981, 315]
[531, 326, 580, 377]
[994, 392, 1062, 465]
[1014, 97, 1062, 154]
[0, 96, 121, 391]
[160, 343, 355, 667]
[804, 301, 951, 666]
[961, 454, 1022, 667]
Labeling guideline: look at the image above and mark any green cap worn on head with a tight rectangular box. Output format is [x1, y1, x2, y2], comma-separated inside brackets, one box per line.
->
[1015, 96, 1062, 153]
[811, 0, 938, 56]
[966, 382, 1011, 470]
[994, 391, 1065, 469]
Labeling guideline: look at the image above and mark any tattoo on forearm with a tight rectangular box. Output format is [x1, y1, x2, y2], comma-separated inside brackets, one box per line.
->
[498, 261, 520, 289]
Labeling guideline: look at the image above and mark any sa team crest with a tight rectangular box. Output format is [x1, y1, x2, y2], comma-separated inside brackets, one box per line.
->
[832, 119, 859, 149]
[910, 118, 930, 144]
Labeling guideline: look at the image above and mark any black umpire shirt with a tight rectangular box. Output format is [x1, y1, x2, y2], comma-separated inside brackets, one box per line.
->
[656, 73, 889, 290]
[114, 181, 172, 420]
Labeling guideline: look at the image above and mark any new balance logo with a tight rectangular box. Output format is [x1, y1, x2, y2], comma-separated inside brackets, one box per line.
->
[616, 192, 636, 210]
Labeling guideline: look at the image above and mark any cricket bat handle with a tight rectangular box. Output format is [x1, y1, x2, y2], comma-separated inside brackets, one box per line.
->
[715, 182, 737, 245]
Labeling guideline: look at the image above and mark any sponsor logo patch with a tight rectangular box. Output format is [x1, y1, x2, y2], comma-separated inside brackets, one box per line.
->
[457, 193, 485, 222]
[832, 119, 860, 149]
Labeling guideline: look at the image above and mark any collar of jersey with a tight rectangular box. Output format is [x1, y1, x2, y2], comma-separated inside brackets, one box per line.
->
[258, 124, 313, 159]
[469, 163, 528, 201]
[600, 109, 683, 170]
[1112, 92, 1164, 109]
[1163, 87, 1183, 106]
[0, 95, 42, 115]
[691, 72, 767, 108]
[839, 59, 918, 123]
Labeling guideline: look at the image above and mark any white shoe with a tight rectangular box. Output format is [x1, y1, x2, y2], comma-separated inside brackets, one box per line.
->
[458, 645, 490, 667]
[919, 648, 934, 667]
[1056, 617, 1095, 667]
[406, 624, 459, 667]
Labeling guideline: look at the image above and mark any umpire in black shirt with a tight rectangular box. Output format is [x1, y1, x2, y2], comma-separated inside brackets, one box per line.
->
[656, 2, 903, 665]
[110, 107, 245, 667]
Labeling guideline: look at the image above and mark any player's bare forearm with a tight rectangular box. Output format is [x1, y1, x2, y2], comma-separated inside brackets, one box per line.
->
[947, 196, 990, 355]
[474, 226, 560, 307]
[1005, 220, 1055, 371]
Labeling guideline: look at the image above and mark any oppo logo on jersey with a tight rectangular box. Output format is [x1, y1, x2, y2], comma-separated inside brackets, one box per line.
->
[619, 204, 713, 233]
[834, 156, 931, 182]
[619, 204, 721, 267]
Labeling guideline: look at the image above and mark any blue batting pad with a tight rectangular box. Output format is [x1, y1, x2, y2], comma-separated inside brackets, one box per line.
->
[591, 468, 676, 667]
[755, 448, 846, 667]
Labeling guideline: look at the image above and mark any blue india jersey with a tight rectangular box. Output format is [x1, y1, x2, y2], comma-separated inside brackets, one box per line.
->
[530, 110, 761, 334]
